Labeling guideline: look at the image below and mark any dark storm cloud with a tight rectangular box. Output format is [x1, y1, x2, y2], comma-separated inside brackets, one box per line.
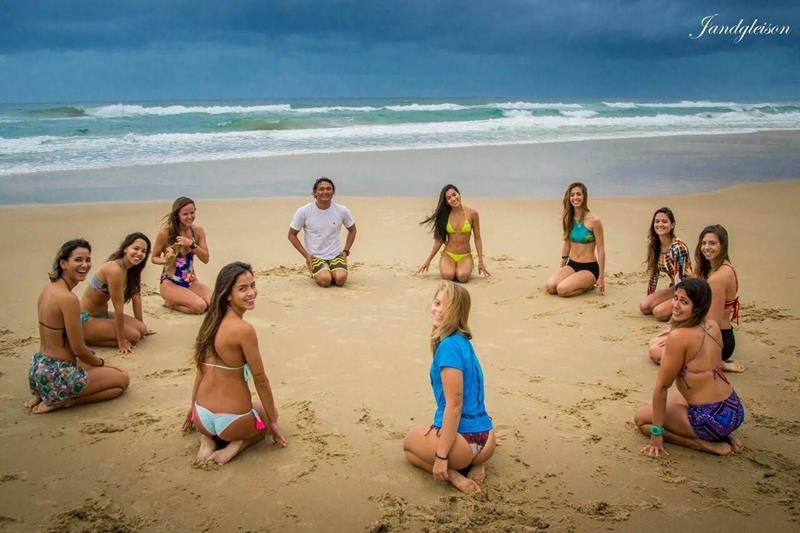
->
[3, 0, 797, 57]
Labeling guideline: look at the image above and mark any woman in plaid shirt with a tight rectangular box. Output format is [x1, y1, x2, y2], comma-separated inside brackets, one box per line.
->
[640, 207, 692, 322]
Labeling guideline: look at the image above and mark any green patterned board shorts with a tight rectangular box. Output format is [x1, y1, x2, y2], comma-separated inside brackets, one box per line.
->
[309, 255, 347, 277]
[29, 352, 88, 405]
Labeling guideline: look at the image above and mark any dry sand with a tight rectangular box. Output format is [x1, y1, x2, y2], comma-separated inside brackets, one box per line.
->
[1, 179, 799, 531]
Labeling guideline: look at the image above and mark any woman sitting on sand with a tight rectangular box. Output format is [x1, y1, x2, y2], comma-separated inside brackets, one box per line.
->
[27, 239, 129, 414]
[151, 196, 211, 314]
[81, 232, 154, 354]
[183, 262, 287, 464]
[694, 224, 745, 373]
[639, 207, 692, 321]
[635, 278, 744, 457]
[416, 184, 490, 282]
[403, 281, 496, 493]
[545, 181, 605, 296]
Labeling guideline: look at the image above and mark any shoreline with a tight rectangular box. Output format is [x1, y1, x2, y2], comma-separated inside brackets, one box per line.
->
[1, 130, 799, 205]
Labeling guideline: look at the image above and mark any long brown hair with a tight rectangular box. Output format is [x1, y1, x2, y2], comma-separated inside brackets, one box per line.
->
[161, 196, 195, 244]
[430, 280, 473, 354]
[694, 224, 730, 279]
[49, 238, 91, 282]
[561, 182, 589, 239]
[646, 207, 676, 275]
[193, 261, 252, 368]
[421, 184, 460, 243]
[108, 232, 151, 302]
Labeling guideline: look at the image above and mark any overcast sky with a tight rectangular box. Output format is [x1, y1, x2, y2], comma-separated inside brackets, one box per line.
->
[1, 0, 798, 103]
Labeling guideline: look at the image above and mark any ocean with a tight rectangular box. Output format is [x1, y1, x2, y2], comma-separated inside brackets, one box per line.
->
[2, 98, 799, 176]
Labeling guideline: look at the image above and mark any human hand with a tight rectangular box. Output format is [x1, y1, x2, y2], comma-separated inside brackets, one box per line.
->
[305, 256, 314, 272]
[269, 421, 288, 447]
[175, 235, 193, 248]
[478, 262, 491, 277]
[595, 278, 605, 295]
[640, 438, 668, 458]
[117, 339, 134, 354]
[182, 407, 195, 432]
[432, 456, 449, 480]
[415, 262, 430, 274]
[144, 328, 156, 336]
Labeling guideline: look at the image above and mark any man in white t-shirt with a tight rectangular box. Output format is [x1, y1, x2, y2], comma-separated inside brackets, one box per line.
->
[288, 177, 357, 287]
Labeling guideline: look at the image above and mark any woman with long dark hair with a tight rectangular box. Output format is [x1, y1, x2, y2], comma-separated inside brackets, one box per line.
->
[81, 232, 154, 353]
[27, 239, 129, 413]
[639, 207, 692, 321]
[694, 224, 745, 373]
[635, 278, 745, 457]
[416, 184, 490, 283]
[183, 262, 287, 464]
[403, 281, 496, 493]
[544, 182, 605, 297]
[151, 196, 211, 314]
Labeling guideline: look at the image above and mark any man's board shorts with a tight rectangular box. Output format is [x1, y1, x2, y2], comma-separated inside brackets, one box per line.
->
[310, 255, 347, 277]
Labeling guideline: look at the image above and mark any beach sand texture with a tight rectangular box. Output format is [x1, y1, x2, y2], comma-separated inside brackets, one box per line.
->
[0, 176, 799, 531]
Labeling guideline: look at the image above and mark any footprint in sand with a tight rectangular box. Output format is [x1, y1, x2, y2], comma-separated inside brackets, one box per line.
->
[44, 496, 142, 532]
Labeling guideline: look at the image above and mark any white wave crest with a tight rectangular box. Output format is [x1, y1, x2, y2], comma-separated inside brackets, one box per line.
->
[384, 103, 468, 111]
[560, 110, 598, 118]
[493, 101, 584, 110]
[89, 103, 292, 117]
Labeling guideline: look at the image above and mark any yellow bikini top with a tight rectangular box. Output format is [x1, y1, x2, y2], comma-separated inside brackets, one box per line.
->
[446, 211, 472, 234]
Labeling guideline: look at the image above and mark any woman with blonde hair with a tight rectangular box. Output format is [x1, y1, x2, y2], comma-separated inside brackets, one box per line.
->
[151, 196, 211, 314]
[403, 281, 496, 493]
[416, 184, 490, 283]
[183, 262, 287, 464]
[545, 182, 605, 297]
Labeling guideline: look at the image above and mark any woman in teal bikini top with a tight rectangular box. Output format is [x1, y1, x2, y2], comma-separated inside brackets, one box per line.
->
[544, 181, 606, 297]
[185, 262, 287, 465]
[417, 184, 491, 283]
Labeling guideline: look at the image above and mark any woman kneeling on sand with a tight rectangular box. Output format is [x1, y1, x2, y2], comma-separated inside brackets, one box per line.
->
[152, 196, 212, 314]
[183, 262, 287, 464]
[81, 232, 154, 354]
[545, 181, 605, 296]
[27, 239, 129, 413]
[416, 184, 490, 282]
[635, 278, 745, 457]
[403, 281, 496, 493]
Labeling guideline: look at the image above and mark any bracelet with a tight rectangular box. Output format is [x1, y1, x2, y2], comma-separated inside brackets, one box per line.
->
[190, 241, 198, 249]
[435, 452, 448, 461]
[650, 425, 664, 437]
[98, 357, 105, 367]
[561, 255, 568, 259]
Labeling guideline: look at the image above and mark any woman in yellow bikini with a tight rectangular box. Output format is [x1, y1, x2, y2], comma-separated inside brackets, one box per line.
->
[416, 184, 490, 283]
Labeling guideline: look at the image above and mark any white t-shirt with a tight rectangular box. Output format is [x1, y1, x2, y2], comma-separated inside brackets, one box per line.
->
[289, 201, 355, 260]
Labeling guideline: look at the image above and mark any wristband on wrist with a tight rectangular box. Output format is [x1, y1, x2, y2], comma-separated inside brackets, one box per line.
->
[190, 241, 198, 249]
[650, 425, 664, 437]
[435, 452, 448, 461]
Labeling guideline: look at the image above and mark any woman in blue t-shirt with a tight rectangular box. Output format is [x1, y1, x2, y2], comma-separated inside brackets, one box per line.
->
[403, 281, 496, 493]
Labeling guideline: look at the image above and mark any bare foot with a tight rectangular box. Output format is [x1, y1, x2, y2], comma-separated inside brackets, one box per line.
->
[721, 360, 746, 373]
[697, 439, 733, 456]
[447, 469, 482, 494]
[467, 464, 486, 485]
[727, 434, 744, 453]
[196, 434, 217, 462]
[208, 440, 245, 464]
[31, 400, 69, 414]
[24, 396, 42, 410]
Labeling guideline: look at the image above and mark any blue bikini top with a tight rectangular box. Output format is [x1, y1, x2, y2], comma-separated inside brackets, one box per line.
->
[569, 219, 595, 244]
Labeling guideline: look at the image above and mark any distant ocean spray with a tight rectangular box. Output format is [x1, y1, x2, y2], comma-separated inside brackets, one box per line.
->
[1, 98, 799, 176]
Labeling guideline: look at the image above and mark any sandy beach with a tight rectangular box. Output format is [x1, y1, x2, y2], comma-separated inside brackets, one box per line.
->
[0, 148, 799, 530]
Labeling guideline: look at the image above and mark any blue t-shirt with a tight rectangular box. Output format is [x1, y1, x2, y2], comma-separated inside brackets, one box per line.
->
[430, 332, 493, 433]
